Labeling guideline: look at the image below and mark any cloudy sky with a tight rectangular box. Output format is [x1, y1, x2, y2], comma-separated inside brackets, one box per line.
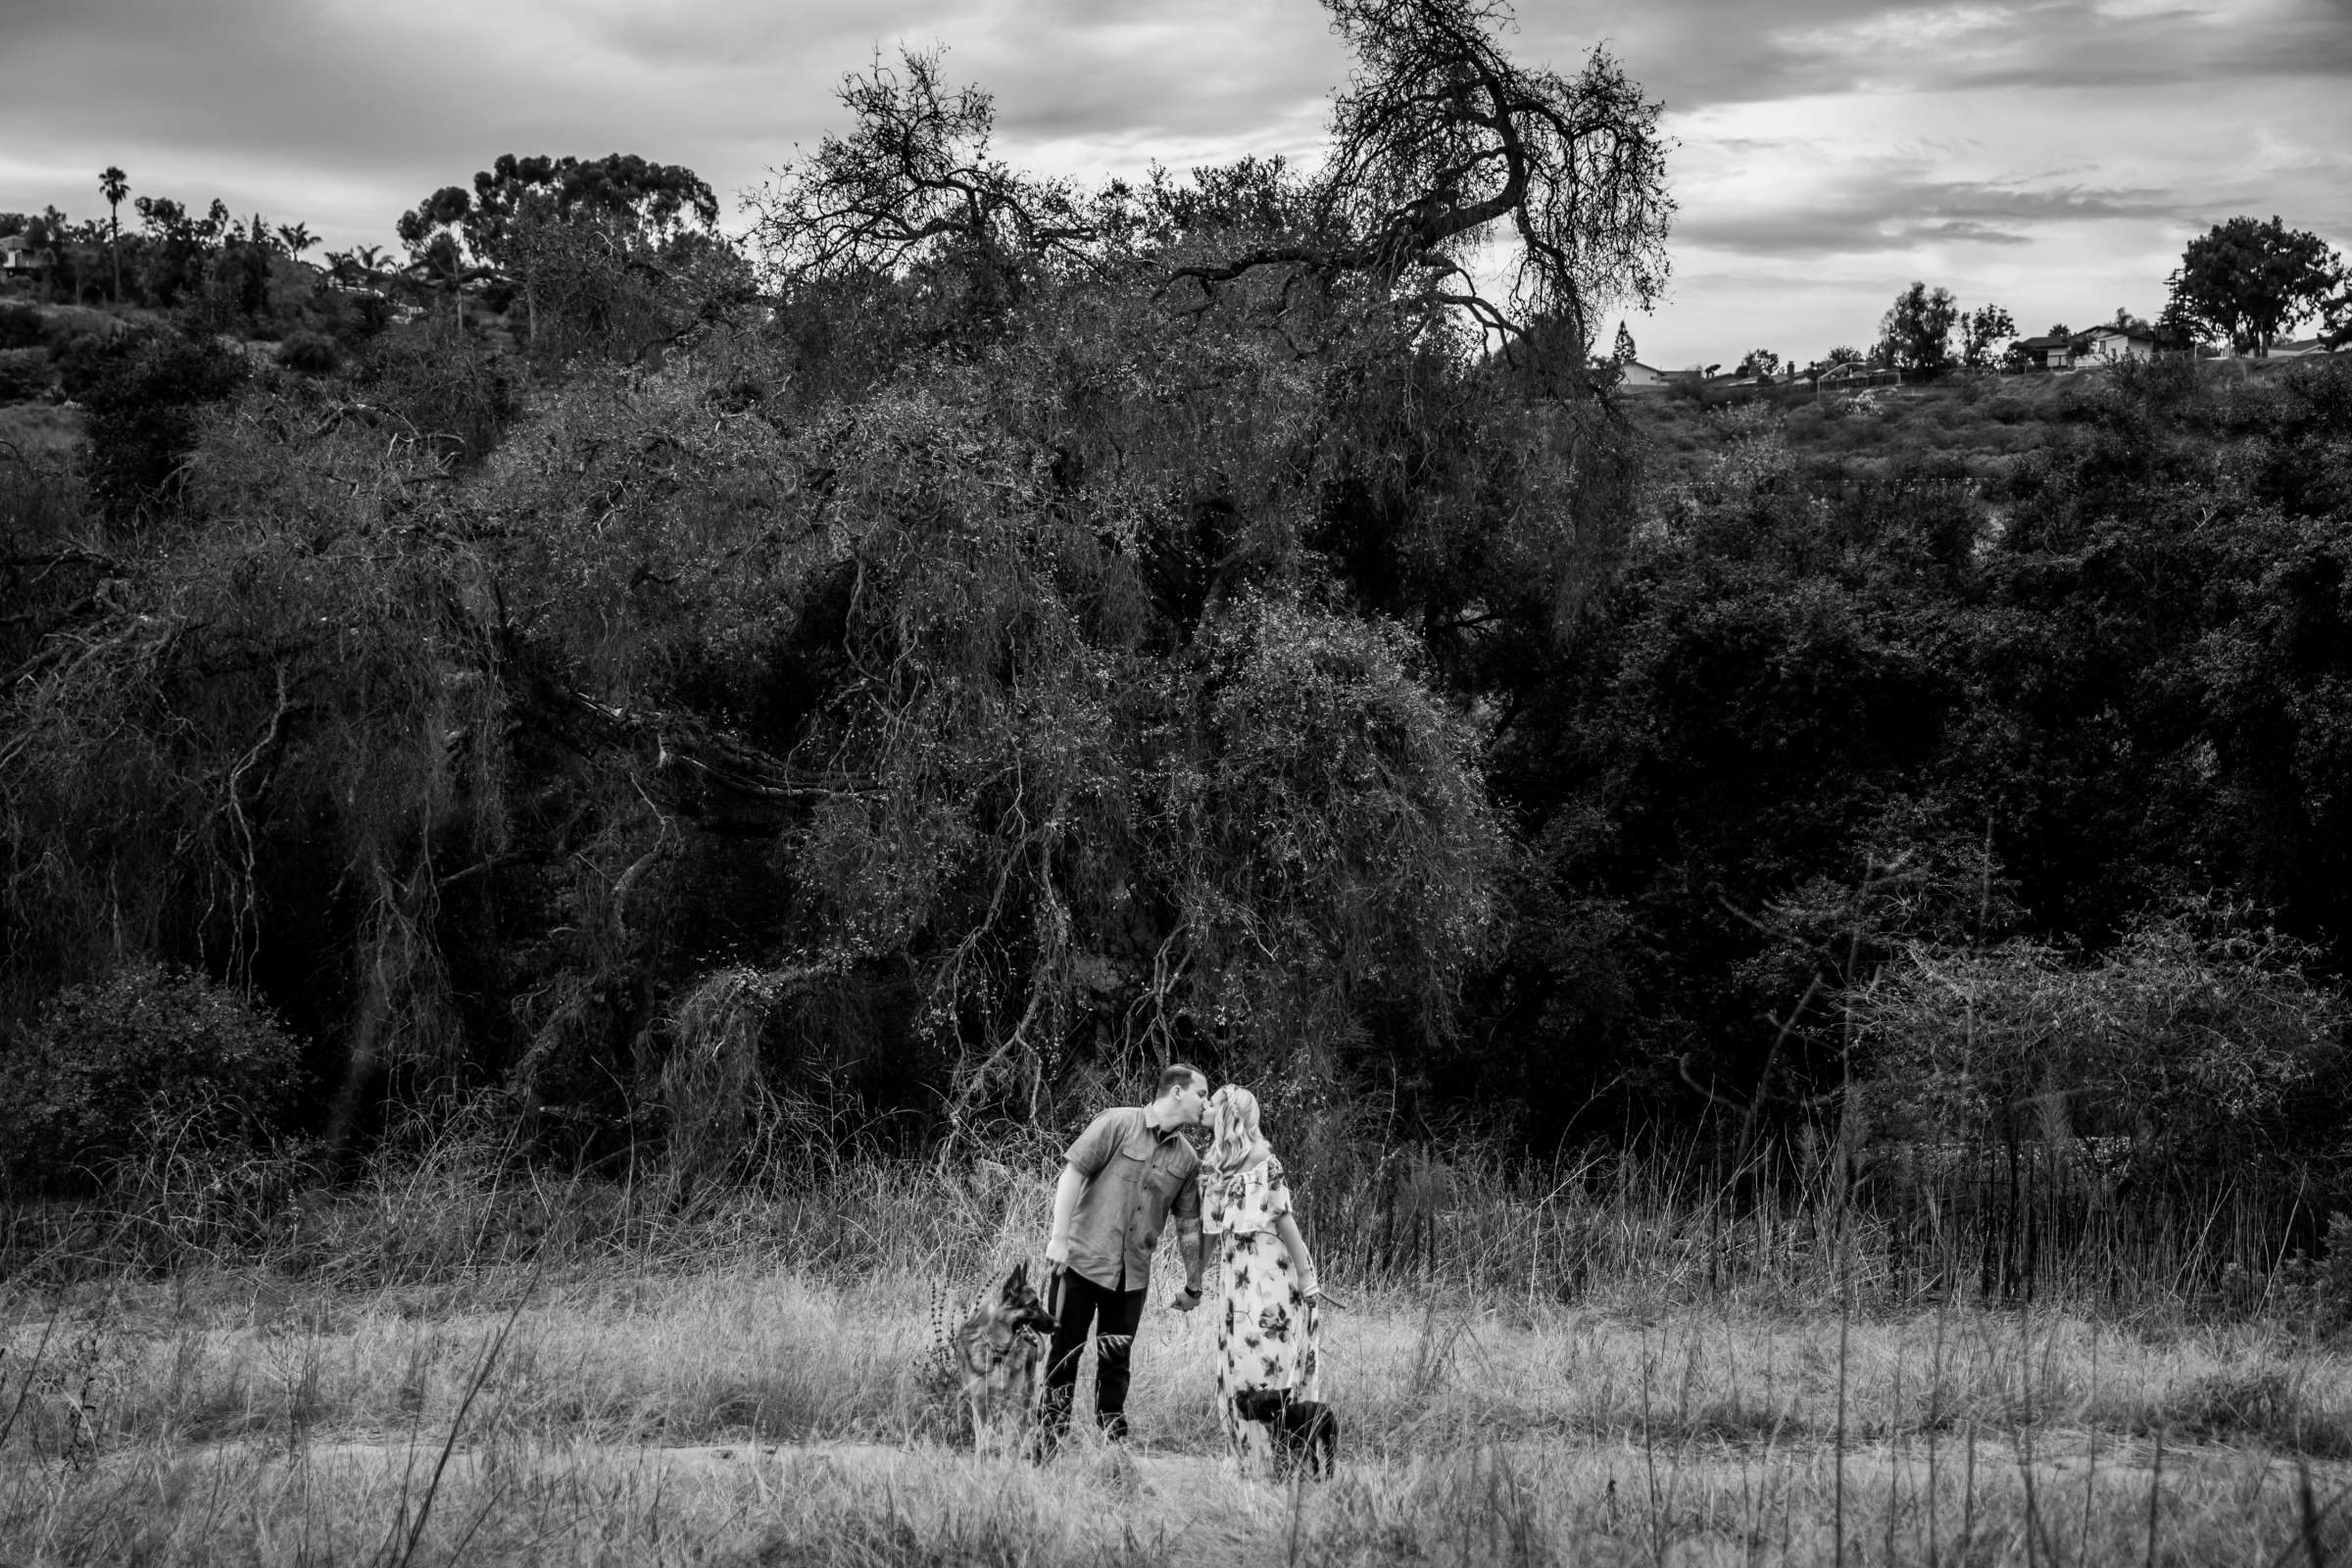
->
[5, 0, 2349, 367]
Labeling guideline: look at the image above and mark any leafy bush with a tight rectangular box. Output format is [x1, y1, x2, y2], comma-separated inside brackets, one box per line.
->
[0, 302, 42, 351]
[1856, 904, 2348, 1179]
[358, 323, 514, 466]
[70, 327, 247, 518]
[0, 346, 52, 402]
[0, 960, 306, 1193]
[313, 288, 391, 347]
[274, 330, 341, 375]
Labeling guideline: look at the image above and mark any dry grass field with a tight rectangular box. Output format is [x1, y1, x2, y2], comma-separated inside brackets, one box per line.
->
[6, 1138, 2351, 1566]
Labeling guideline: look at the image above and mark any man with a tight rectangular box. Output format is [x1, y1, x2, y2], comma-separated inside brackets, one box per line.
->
[1040, 1063, 1209, 1446]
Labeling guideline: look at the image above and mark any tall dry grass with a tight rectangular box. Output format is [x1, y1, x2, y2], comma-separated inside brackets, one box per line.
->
[6, 1123, 2352, 1564]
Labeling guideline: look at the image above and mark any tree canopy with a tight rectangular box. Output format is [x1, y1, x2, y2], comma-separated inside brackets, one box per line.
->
[2167, 216, 2344, 356]
[1960, 302, 2015, 368]
[1877, 281, 1958, 375]
[757, 0, 1674, 379]
[395, 153, 731, 357]
[397, 154, 717, 271]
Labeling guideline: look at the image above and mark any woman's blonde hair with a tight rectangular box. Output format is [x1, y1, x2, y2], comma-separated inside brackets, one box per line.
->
[1206, 1084, 1265, 1174]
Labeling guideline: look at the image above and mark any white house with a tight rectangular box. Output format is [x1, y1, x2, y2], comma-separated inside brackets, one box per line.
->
[0, 233, 53, 275]
[2009, 333, 2080, 370]
[1615, 360, 1672, 390]
[2080, 324, 2157, 364]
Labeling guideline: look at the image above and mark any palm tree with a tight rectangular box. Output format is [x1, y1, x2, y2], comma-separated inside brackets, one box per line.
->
[274, 222, 318, 260]
[322, 244, 391, 293]
[99, 166, 127, 302]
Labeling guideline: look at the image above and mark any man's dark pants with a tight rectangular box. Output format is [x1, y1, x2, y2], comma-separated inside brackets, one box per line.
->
[1041, 1266, 1147, 1442]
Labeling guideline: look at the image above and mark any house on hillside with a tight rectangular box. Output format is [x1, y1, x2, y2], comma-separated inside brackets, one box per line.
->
[2271, 337, 2334, 359]
[1811, 362, 1902, 389]
[2081, 324, 2156, 364]
[2010, 325, 2163, 369]
[2010, 333, 2082, 370]
[1616, 360, 1672, 390]
[0, 233, 54, 276]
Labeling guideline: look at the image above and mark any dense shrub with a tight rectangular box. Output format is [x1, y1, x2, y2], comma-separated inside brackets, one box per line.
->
[314, 288, 391, 347]
[358, 323, 514, 466]
[49, 330, 112, 394]
[33, 305, 127, 353]
[70, 327, 247, 518]
[0, 960, 306, 1192]
[0, 346, 52, 402]
[274, 330, 341, 375]
[0, 302, 43, 351]
[1857, 905, 2349, 1180]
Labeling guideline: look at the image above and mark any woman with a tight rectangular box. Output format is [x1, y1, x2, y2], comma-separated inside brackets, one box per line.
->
[1200, 1084, 1321, 1473]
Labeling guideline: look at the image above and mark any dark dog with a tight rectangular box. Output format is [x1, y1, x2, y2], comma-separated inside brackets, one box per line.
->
[952, 1263, 1060, 1456]
[1232, 1388, 1338, 1480]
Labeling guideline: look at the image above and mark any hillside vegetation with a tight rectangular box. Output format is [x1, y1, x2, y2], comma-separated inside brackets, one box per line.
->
[1623, 357, 2341, 483]
[1624, 371, 2082, 484]
[0, 0, 2345, 1331]
[3, 233, 2349, 1211]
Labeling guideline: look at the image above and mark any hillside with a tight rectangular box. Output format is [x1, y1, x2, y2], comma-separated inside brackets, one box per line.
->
[1622, 370, 2063, 485]
[1617, 358, 2327, 487]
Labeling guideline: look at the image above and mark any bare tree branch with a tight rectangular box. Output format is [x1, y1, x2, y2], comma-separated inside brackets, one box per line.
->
[751, 46, 1101, 287]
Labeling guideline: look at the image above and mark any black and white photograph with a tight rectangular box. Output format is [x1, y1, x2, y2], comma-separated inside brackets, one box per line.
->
[3, 0, 2351, 1561]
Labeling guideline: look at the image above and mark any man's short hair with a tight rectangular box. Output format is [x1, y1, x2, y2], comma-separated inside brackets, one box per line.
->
[1157, 1062, 1207, 1097]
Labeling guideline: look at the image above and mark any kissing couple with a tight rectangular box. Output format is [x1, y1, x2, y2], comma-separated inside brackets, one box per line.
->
[1040, 1064, 1324, 1472]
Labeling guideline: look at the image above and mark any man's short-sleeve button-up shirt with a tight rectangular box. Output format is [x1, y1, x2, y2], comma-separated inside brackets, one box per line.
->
[1062, 1106, 1201, 1291]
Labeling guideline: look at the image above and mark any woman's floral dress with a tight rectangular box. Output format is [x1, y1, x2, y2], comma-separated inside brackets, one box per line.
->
[1202, 1154, 1320, 1471]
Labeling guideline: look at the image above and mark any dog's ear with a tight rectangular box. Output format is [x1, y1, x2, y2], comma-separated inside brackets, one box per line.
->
[1005, 1262, 1029, 1294]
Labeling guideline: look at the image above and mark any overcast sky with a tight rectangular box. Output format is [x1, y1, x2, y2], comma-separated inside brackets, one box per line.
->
[5, 0, 2348, 367]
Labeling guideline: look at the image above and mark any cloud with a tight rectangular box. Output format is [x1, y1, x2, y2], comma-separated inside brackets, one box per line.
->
[1, 0, 2346, 370]
[0, 0, 1348, 248]
[1506, 0, 2352, 111]
[1679, 171, 2190, 256]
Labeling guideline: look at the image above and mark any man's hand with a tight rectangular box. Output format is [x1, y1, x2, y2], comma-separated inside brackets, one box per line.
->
[1170, 1282, 1203, 1312]
[1045, 1233, 1070, 1269]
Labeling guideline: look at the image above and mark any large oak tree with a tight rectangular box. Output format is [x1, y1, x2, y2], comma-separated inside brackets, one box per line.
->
[2167, 216, 2344, 357]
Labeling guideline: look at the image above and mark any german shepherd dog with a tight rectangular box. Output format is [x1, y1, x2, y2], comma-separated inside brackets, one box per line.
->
[1232, 1388, 1339, 1480]
[951, 1262, 1059, 1456]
